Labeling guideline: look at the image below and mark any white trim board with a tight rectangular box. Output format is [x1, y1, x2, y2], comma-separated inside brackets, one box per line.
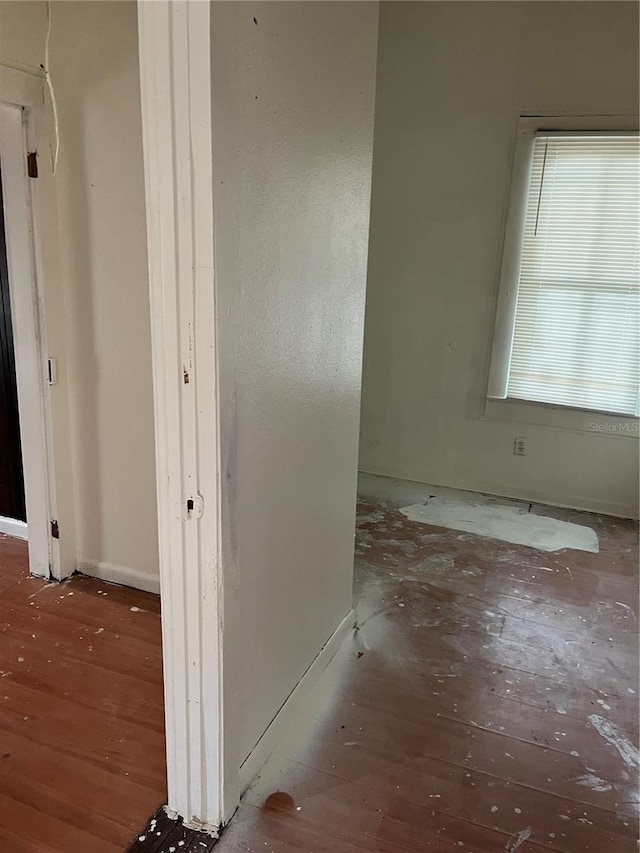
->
[0, 62, 79, 583]
[0, 516, 28, 540]
[138, 0, 236, 832]
[0, 100, 54, 578]
[238, 609, 357, 796]
[76, 560, 160, 595]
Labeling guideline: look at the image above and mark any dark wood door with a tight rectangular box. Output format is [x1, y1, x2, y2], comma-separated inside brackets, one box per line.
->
[0, 165, 26, 522]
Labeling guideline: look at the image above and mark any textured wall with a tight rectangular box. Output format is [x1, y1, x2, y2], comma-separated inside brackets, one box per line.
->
[0, 2, 159, 582]
[361, 1, 639, 518]
[211, 1, 379, 760]
[51, 2, 158, 581]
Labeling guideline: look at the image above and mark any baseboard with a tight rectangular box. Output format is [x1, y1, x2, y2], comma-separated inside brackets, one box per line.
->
[238, 607, 356, 795]
[76, 560, 161, 595]
[358, 467, 638, 520]
[0, 516, 28, 540]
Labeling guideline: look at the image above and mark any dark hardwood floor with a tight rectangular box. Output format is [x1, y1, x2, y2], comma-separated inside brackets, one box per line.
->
[215, 487, 639, 852]
[1, 483, 637, 853]
[0, 534, 166, 853]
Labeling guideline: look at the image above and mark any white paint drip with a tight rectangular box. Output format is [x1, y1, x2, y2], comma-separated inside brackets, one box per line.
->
[182, 815, 219, 837]
[588, 715, 640, 770]
[28, 581, 58, 600]
[399, 498, 599, 553]
[505, 826, 532, 852]
[614, 601, 636, 620]
[575, 774, 613, 793]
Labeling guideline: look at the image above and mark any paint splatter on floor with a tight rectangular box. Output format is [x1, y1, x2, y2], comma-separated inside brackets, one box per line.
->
[588, 715, 640, 770]
[209, 474, 638, 852]
[400, 496, 599, 552]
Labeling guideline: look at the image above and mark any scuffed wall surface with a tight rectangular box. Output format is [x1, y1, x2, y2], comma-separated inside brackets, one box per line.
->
[211, 1, 379, 760]
[361, 1, 639, 518]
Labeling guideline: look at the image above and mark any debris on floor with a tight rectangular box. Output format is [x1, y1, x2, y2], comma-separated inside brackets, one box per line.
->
[400, 496, 599, 553]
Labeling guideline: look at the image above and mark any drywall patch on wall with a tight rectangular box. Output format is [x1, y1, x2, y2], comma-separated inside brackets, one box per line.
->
[399, 497, 599, 553]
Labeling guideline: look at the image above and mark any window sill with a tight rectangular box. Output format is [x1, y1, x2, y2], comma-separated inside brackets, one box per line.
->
[483, 396, 639, 439]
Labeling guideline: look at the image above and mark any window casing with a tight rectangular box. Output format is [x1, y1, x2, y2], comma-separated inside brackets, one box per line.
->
[488, 117, 640, 418]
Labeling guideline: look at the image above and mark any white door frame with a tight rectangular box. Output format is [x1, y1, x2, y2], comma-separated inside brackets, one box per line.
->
[137, 0, 238, 832]
[0, 74, 57, 580]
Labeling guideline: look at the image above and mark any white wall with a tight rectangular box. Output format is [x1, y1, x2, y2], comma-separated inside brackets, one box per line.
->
[50, 2, 158, 585]
[0, 2, 159, 585]
[211, 1, 379, 761]
[0, 1, 47, 75]
[360, 1, 639, 518]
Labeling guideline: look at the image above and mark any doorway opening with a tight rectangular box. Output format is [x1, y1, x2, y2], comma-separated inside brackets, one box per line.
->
[0, 162, 26, 540]
[0, 92, 167, 851]
[0, 101, 54, 580]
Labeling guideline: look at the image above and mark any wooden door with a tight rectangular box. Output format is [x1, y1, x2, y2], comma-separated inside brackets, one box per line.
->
[0, 165, 26, 522]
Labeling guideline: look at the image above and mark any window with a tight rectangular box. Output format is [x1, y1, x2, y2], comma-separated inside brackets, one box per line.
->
[489, 119, 640, 417]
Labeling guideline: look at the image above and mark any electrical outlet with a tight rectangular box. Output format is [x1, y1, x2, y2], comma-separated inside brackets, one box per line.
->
[513, 436, 527, 456]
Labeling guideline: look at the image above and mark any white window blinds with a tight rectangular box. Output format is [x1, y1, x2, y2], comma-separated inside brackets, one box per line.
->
[507, 133, 640, 416]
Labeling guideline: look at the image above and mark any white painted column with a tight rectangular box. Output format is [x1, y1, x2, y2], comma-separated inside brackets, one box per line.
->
[137, 0, 237, 830]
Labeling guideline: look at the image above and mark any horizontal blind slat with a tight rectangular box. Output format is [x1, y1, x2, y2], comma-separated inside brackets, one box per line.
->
[507, 133, 640, 416]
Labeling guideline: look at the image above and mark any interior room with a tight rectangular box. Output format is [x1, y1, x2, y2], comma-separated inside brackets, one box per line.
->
[0, 2, 165, 849]
[0, 2, 637, 852]
[211, 3, 639, 851]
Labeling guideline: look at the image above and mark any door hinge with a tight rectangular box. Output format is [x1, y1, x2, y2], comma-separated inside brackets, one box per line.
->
[27, 152, 38, 178]
[51, 519, 59, 539]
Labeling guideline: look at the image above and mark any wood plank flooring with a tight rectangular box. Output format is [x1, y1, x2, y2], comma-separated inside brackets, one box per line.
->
[0, 534, 166, 852]
[214, 487, 639, 852]
[2, 483, 637, 853]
